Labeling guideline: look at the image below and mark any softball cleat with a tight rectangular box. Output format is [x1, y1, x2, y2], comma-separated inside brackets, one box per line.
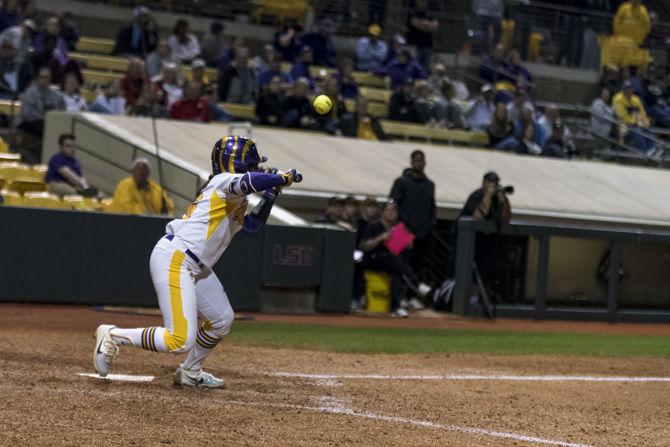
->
[173, 366, 225, 388]
[93, 324, 119, 377]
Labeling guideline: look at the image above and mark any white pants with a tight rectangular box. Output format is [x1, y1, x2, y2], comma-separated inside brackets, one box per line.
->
[148, 236, 234, 354]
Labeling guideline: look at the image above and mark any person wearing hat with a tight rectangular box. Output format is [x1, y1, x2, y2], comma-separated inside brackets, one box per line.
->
[465, 83, 496, 131]
[314, 196, 346, 225]
[201, 22, 228, 67]
[189, 58, 214, 96]
[355, 23, 388, 72]
[379, 48, 428, 91]
[112, 6, 158, 57]
[112, 158, 174, 216]
[0, 18, 36, 64]
[300, 19, 337, 67]
[613, 79, 662, 157]
[457, 171, 512, 301]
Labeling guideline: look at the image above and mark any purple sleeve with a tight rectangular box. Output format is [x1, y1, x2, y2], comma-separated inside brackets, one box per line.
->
[230, 171, 285, 195]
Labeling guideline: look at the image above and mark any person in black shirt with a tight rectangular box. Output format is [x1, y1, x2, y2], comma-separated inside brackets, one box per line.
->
[406, 0, 438, 70]
[458, 171, 512, 301]
[389, 150, 436, 281]
[281, 77, 318, 129]
[361, 201, 432, 317]
[255, 75, 284, 126]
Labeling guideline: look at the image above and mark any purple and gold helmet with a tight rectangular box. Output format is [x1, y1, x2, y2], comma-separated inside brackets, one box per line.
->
[211, 136, 267, 175]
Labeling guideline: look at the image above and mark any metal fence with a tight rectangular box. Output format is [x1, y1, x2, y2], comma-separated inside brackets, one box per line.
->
[453, 217, 670, 323]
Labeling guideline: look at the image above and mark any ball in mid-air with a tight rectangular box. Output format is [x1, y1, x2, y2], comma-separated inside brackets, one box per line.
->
[313, 95, 332, 115]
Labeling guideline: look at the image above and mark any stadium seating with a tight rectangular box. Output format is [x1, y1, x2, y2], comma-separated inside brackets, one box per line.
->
[62, 194, 100, 211]
[76, 37, 115, 55]
[4, 179, 46, 194]
[0, 189, 21, 206]
[21, 192, 67, 209]
[0, 153, 21, 162]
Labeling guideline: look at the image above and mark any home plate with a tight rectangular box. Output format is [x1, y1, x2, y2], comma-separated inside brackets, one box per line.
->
[78, 373, 155, 382]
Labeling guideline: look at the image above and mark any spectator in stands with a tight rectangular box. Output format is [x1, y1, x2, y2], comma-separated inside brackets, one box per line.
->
[480, 42, 512, 86]
[300, 19, 337, 67]
[0, 0, 19, 33]
[16, 67, 64, 138]
[439, 79, 465, 128]
[121, 58, 148, 108]
[258, 55, 292, 90]
[496, 105, 546, 153]
[129, 85, 168, 118]
[613, 79, 661, 156]
[613, 0, 651, 46]
[112, 6, 158, 57]
[61, 73, 87, 112]
[189, 58, 214, 97]
[90, 79, 126, 115]
[146, 39, 176, 79]
[334, 58, 359, 99]
[255, 75, 284, 126]
[45, 133, 93, 197]
[487, 102, 514, 147]
[35, 16, 70, 65]
[465, 84, 495, 131]
[170, 80, 211, 122]
[290, 45, 315, 90]
[0, 37, 32, 96]
[273, 20, 303, 63]
[112, 158, 173, 215]
[589, 87, 615, 139]
[406, 0, 438, 70]
[413, 79, 437, 125]
[333, 96, 388, 141]
[507, 49, 532, 90]
[380, 48, 427, 91]
[59, 11, 80, 51]
[0, 18, 36, 64]
[281, 77, 318, 129]
[537, 103, 561, 140]
[168, 19, 200, 64]
[252, 44, 276, 79]
[31, 34, 82, 86]
[360, 201, 432, 317]
[542, 120, 569, 158]
[355, 23, 388, 72]
[390, 149, 436, 285]
[218, 46, 255, 104]
[319, 75, 347, 128]
[389, 80, 421, 123]
[201, 22, 228, 67]
[472, 0, 504, 55]
[506, 90, 532, 124]
[155, 63, 184, 110]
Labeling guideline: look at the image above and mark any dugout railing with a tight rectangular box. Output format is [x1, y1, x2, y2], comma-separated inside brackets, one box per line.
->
[453, 217, 670, 323]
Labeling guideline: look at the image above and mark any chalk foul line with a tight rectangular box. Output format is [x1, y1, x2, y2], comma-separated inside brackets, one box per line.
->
[271, 371, 670, 383]
[217, 397, 592, 447]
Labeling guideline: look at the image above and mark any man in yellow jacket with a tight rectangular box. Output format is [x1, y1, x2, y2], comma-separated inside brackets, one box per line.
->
[612, 80, 661, 157]
[112, 158, 174, 215]
[613, 0, 651, 45]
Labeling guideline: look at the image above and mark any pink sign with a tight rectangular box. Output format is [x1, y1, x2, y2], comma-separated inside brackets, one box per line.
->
[385, 222, 415, 255]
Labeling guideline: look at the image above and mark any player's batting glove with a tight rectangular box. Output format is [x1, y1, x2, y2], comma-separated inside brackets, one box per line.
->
[280, 169, 303, 187]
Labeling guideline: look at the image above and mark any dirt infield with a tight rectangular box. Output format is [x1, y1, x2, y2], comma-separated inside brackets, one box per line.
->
[1, 304, 670, 446]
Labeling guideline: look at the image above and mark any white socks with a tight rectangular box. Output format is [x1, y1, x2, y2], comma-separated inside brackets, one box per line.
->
[111, 327, 168, 352]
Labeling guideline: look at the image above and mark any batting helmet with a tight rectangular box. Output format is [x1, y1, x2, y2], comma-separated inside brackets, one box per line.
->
[211, 136, 267, 175]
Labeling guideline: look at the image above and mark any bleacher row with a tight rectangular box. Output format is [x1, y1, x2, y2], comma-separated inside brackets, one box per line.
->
[0, 159, 114, 211]
[0, 36, 490, 148]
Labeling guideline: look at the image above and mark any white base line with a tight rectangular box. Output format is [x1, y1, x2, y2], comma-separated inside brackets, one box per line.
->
[78, 373, 155, 382]
[217, 398, 592, 447]
[272, 372, 670, 383]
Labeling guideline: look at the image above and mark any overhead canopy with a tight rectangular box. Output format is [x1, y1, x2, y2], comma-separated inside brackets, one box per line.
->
[59, 113, 670, 227]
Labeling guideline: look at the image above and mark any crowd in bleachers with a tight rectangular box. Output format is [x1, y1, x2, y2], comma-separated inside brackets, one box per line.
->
[0, 0, 667, 165]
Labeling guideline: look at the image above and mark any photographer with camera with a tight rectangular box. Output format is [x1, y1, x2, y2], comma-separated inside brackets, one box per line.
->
[457, 171, 513, 304]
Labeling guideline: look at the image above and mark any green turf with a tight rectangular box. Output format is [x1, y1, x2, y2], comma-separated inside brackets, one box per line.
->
[226, 322, 670, 357]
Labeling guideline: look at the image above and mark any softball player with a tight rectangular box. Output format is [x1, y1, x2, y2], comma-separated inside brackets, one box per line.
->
[93, 136, 302, 388]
